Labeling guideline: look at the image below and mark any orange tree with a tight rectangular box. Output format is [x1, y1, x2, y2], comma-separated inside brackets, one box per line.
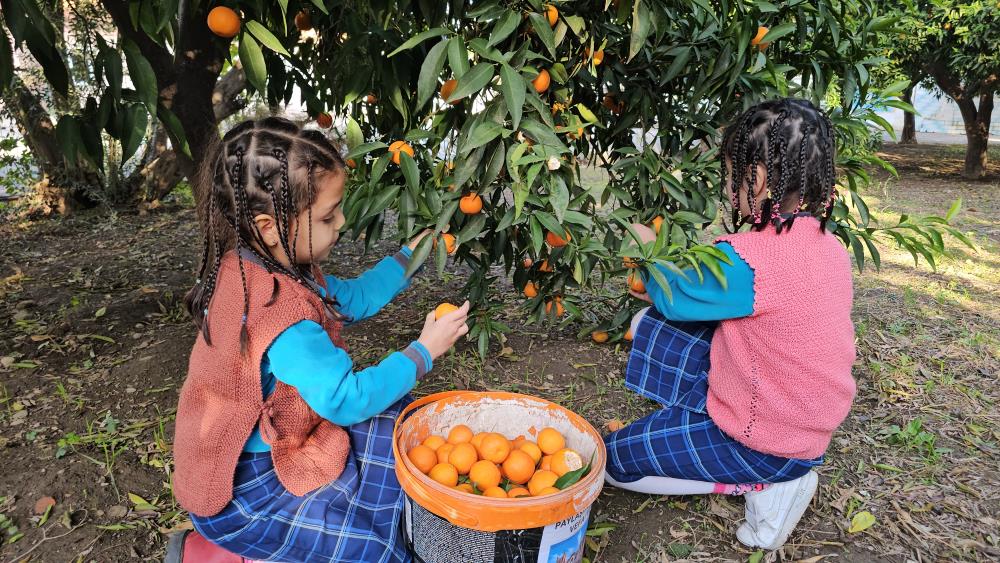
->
[2, 0, 971, 355]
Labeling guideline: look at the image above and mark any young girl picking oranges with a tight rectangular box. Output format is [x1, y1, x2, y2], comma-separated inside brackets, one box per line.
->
[607, 99, 856, 550]
[172, 117, 468, 562]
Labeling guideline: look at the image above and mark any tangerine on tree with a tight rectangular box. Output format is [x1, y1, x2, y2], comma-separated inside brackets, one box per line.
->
[751, 26, 770, 50]
[652, 216, 664, 234]
[532, 69, 551, 93]
[315, 113, 332, 129]
[207, 6, 240, 38]
[592, 49, 605, 65]
[440, 79, 460, 104]
[523, 282, 538, 298]
[544, 4, 558, 26]
[469, 460, 502, 490]
[365, 93, 377, 103]
[459, 193, 483, 214]
[538, 260, 553, 272]
[294, 10, 312, 31]
[407, 445, 437, 474]
[388, 140, 414, 165]
[544, 297, 564, 317]
[434, 233, 457, 255]
[628, 272, 645, 293]
[545, 230, 570, 248]
[345, 158, 357, 169]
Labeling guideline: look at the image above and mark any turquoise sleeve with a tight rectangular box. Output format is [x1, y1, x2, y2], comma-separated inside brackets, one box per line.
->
[325, 247, 414, 324]
[643, 242, 755, 322]
[265, 319, 432, 427]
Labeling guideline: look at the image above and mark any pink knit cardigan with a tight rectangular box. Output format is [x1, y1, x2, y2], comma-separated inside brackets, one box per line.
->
[707, 217, 857, 459]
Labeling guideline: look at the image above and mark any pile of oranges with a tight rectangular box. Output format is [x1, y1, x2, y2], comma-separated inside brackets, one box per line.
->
[407, 425, 586, 498]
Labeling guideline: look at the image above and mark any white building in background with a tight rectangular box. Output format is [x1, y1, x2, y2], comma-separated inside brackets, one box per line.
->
[875, 85, 1000, 140]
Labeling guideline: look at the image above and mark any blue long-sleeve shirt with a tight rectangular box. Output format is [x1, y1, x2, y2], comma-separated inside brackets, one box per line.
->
[244, 247, 431, 452]
[643, 242, 755, 322]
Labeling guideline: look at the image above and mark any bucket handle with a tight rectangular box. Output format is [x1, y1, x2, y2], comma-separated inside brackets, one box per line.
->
[393, 391, 481, 529]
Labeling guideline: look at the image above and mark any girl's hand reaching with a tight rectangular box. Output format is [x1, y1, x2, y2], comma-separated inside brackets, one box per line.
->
[418, 301, 470, 360]
[629, 223, 656, 244]
[407, 229, 434, 251]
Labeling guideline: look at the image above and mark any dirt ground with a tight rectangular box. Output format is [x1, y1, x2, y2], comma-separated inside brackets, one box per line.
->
[0, 144, 998, 562]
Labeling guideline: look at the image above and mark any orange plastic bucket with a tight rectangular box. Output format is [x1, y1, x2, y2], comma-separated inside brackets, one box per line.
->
[393, 391, 606, 538]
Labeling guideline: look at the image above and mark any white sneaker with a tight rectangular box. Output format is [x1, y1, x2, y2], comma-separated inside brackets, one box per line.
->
[736, 471, 818, 550]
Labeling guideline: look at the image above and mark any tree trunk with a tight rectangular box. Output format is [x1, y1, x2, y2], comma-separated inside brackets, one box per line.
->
[900, 84, 917, 144]
[954, 93, 993, 180]
[1, 75, 100, 211]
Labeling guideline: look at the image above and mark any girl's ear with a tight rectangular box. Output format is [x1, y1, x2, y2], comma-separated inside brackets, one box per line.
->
[752, 163, 768, 198]
[253, 214, 280, 248]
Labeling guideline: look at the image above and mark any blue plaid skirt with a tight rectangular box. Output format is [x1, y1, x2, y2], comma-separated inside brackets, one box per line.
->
[191, 397, 413, 563]
[605, 308, 821, 484]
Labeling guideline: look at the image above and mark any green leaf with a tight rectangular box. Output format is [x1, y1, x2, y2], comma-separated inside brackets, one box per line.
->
[628, 0, 652, 62]
[157, 106, 191, 159]
[449, 63, 495, 101]
[122, 39, 157, 112]
[576, 103, 598, 124]
[388, 27, 451, 57]
[555, 462, 591, 489]
[346, 116, 363, 151]
[456, 214, 487, 245]
[488, 11, 520, 46]
[0, 26, 14, 89]
[246, 20, 290, 56]
[500, 64, 525, 130]
[103, 45, 124, 101]
[760, 23, 796, 44]
[748, 551, 765, 563]
[346, 142, 389, 160]
[309, 0, 329, 15]
[128, 492, 157, 512]
[55, 115, 80, 165]
[848, 510, 876, 533]
[23, 23, 68, 97]
[239, 35, 268, 94]
[945, 198, 962, 222]
[463, 121, 503, 154]
[405, 235, 434, 278]
[417, 38, 450, 109]
[447, 36, 470, 78]
[528, 13, 557, 59]
[513, 182, 529, 219]
[120, 104, 148, 163]
[399, 151, 420, 194]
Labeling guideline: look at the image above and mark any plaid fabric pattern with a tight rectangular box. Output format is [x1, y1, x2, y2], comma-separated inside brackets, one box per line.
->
[191, 397, 413, 563]
[607, 308, 821, 484]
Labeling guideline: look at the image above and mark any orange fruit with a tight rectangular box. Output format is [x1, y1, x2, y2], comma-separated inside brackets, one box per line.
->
[479, 433, 511, 464]
[527, 469, 559, 496]
[538, 260, 553, 272]
[345, 158, 357, 169]
[603, 94, 624, 115]
[440, 79, 460, 104]
[550, 448, 584, 477]
[523, 258, 534, 269]
[434, 302, 459, 320]
[389, 140, 414, 165]
[459, 193, 483, 214]
[545, 4, 558, 26]
[537, 427, 565, 454]
[532, 69, 551, 93]
[315, 112, 333, 129]
[294, 10, 312, 31]
[540, 455, 552, 471]
[469, 460, 502, 490]
[502, 450, 537, 484]
[537, 486, 561, 496]
[651, 215, 664, 234]
[455, 483, 475, 494]
[423, 435, 446, 451]
[207, 6, 241, 38]
[519, 442, 543, 464]
[545, 297, 565, 317]
[511, 435, 528, 450]
[628, 271, 645, 293]
[483, 486, 508, 498]
[592, 49, 605, 65]
[448, 424, 474, 444]
[429, 463, 458, 487]
[592, 331, 609, 343]
[508, 487, 531, 498]
[436, 443, 455, 465]
[751, 25, 769, 47]
[471, 432, 487, 451]
[624, 328, 633, 341]
[567, 126, 585, 140]
[440, 233, 457, 255]
[449, 443, 479, 474]
[623, 256, 640, 269]
[366, 93, 377, 104]
[407, 445, 437, 474]
[523, 282, 538, 298]
[545, 230, 570, 248]
[606, 419, 626, 432]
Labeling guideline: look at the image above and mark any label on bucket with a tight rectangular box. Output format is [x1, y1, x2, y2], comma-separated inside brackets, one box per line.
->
[536, 508, 590, 563]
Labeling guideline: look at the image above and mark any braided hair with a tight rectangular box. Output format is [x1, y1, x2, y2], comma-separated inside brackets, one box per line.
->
[719, 98, 837, 234]
[183, 117, 348, 352]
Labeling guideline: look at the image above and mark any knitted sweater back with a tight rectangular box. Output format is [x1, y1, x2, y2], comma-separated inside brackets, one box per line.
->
[707, 217, 857, 459]
[173, 253, 350, 517]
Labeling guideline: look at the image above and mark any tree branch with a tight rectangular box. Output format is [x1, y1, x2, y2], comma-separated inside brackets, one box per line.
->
[213, 66, 247, 121]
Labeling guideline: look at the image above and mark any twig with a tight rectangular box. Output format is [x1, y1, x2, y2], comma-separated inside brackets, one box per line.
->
[8, 509, 89, 563]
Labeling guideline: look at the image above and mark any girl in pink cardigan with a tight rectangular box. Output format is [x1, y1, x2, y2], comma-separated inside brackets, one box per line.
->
[604, 98, 856, 551]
